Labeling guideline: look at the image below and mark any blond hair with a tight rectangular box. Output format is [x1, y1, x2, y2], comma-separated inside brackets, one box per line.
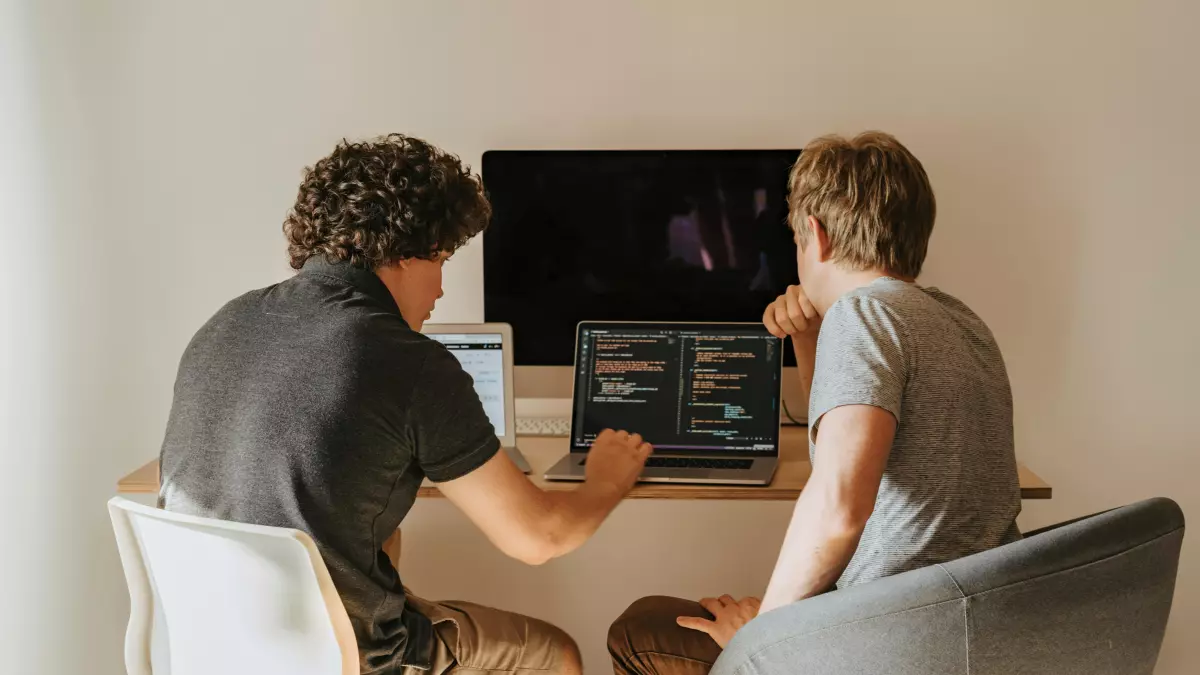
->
[788, 131, 936, 278]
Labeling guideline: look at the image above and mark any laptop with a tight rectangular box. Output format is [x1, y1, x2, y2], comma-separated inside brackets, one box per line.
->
[421, 323, 532, 474]
[545, 322, 783, 485]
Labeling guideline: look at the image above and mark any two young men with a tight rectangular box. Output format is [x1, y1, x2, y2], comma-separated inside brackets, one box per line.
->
[159, 131, 1020, 675]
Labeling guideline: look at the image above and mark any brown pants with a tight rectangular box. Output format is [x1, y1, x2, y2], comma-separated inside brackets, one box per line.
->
[608, 596, 723, 675]
[405, 594, 581, 674]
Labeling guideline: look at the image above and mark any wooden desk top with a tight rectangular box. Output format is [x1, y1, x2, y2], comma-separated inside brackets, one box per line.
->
[118, 426, 1052, 500]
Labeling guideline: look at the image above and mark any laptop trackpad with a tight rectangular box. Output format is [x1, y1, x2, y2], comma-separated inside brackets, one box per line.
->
[640, 467, 716, 481]
[577, 456, 726, 480]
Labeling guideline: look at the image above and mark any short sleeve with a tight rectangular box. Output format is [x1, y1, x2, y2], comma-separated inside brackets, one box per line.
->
[409, 345, 500, 482]
[809, 295, 909, 445]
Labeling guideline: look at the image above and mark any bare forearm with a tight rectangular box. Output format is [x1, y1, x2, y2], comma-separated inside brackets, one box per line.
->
[760, 390, 896, 614]
[760, 489, 864, 613]
[528, 482, 625, 562]
[440, 443, 648, 565]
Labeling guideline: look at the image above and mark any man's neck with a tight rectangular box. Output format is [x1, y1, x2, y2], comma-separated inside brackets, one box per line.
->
[373, 265, 418, 330]
[817, 268, 913, 314]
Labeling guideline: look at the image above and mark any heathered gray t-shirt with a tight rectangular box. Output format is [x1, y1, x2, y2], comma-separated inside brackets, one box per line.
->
[809, 277, 1021, 588]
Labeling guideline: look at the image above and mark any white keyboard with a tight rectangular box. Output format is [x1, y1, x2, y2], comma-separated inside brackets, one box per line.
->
[516, 416, 572, 437]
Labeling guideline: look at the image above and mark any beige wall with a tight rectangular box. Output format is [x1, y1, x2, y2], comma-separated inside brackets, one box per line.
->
[1, 1, 131, 672]
[5, 1, 1196, 673]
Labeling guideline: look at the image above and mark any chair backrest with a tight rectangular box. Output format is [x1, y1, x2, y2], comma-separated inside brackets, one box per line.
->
[108, 497, 358, 675]
[715, 497, 1185, 675]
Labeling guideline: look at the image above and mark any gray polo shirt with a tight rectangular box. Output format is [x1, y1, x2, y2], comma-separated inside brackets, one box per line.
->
[159, 257, 499, 673]
[809, 277, 1022, 588]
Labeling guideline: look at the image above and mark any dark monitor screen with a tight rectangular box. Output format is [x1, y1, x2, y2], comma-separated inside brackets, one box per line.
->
[570, 322, 782, 455]
[483, 150, 801, 366]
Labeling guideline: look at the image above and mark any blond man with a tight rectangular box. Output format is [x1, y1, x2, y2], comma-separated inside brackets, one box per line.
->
[608, 132, 1021, 675]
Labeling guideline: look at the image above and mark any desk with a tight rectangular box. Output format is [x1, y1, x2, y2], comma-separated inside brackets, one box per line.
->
[117, 426, 1052, 499]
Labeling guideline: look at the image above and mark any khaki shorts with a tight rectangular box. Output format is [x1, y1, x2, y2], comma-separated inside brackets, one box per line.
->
[404, 593, 579, 674]
[607, 596, 722, 675]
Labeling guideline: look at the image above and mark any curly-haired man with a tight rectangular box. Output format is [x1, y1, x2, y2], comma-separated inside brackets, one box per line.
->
[159, 135, 652, 674]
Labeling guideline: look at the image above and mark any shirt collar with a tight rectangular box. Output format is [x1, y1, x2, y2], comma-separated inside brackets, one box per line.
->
[298, 256, 402, 316]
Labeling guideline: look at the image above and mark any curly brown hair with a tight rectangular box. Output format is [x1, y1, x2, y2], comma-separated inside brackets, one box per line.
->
[283, 134, 491, 270]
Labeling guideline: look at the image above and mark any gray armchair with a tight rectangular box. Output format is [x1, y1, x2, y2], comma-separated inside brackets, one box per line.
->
[713, 498, 1184, 675]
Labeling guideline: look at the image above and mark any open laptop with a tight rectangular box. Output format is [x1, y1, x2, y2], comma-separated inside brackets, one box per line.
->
[421, 323, 532, 474]
[545, 322, 783, 485]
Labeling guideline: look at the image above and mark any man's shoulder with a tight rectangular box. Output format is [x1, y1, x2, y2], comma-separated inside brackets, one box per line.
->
[184, 286, 275, 351]
[838, 278, 933, 312]
[834, 279, 989, 330]
[186, 277, 435, 369]
[824, 279, 918, 338]
[271, 272, 419, 341]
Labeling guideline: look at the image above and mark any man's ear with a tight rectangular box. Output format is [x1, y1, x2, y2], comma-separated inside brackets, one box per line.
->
[808, 215, 832, 263]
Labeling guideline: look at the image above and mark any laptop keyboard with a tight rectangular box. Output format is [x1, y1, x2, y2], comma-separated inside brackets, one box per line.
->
[581, 456, 754, 470]
[646, 457, 754, 470]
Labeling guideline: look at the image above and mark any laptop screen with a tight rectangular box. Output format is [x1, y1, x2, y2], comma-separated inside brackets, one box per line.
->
[571, 323, 782, 454]
[426, 333, 507, 437]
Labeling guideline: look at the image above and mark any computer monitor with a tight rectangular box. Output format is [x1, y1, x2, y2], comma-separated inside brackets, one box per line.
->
[483, 150, 801, 366]
[569, 322, 783, 455]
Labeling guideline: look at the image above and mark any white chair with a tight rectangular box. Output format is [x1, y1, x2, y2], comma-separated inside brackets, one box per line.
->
[108, 497, 359, 675]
